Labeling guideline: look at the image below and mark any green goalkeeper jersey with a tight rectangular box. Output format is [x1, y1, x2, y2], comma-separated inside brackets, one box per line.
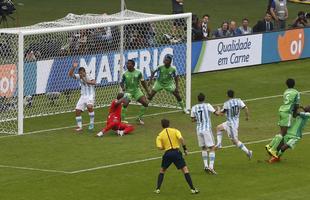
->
[122, 70, 144, 93]
[156, 65, 178, 86]
[279, 88, 300, 113]
[287, 112, 310, 138]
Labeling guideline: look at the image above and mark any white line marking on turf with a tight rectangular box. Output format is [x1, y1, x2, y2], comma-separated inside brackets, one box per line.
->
[0, 164, 70, 174]
[1, 90, 309, 140]
[1, 132, 309, 174]
[69, 132, 310, 174]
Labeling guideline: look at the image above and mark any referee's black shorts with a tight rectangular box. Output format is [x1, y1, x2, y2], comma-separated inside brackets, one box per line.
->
[161, 149, 186, 170]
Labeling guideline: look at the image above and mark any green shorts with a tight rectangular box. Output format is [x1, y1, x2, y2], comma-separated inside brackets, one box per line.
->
[278, 111, 292, 127]
[125, 89, 144, 101]
[152, 81, 176, 93]
[284, 135, 300, 149]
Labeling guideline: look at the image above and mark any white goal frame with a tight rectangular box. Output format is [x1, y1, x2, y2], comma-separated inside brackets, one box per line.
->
[1, 12, 192, 135]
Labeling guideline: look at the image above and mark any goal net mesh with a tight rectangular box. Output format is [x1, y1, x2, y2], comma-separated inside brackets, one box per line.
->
[0, 10, 189, 134]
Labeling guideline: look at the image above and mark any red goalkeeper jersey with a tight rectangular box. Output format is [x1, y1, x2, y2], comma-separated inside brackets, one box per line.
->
[108, 99, 122, 121]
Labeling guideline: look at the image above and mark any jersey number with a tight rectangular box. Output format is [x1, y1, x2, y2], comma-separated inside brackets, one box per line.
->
[197, 110, 203, 122]
[231, 106, 240, 116]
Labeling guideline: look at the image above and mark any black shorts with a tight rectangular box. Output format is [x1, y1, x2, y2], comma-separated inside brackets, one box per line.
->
[161, 149, 186, 170]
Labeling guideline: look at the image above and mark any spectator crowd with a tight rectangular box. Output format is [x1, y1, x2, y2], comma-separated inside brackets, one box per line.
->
[190, 0, 309, 41]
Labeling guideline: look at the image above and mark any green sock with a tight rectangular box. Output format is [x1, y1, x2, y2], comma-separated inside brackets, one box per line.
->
[277, 149, 284, 157]
[268, 136, 278, 147]
[270, 134, 283, 152]
[138, 106, 147, 119]
[178, 100, 185, 110]
[122, 106, 127, 121]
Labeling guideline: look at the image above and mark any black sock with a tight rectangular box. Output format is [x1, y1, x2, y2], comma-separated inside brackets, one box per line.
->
[184, 173, 194, 190]
[156, 173, 164, 190]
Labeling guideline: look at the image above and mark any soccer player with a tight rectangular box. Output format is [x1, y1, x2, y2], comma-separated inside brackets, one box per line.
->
[191, 93, 220, 174]
[97, 93, 134, 137]
[216, 90, 253, 159]
[120, 59, 149, 125]
[68, 61, 96, 132]
[155, 119, 199, 194]
[266, 106, 310, 162]
[148, 54, 188, 114]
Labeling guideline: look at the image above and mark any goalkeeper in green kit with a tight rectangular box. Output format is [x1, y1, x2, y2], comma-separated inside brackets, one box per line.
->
[266, 106, 310, 163]
[148, 54, 188, 114]
[120, 59, 150, 125]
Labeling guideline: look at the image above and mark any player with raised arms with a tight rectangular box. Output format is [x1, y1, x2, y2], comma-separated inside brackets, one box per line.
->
[191, 93, 220, 174]
[148, 54, 188, 114]
[216, 89, 253, 159]
[97, 93, 134, 137]
[120, 59, 149, 125]
[68, 61, 96, 132]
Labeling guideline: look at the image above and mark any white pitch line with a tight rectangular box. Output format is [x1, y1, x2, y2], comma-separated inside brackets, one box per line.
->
[1, 90, 309, 140]
[69, 132, 310, 174]
[1, 132, 309, 174]
[0, 164, 70, 174]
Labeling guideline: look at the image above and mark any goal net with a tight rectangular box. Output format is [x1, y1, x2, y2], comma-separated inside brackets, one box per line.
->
[0, 10, 192, 135]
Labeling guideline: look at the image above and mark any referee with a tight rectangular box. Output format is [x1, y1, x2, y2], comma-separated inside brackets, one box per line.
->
[154, 119, 199, 194]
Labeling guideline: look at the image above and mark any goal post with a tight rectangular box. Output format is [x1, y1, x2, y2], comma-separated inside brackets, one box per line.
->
[0, 10, 192, 135]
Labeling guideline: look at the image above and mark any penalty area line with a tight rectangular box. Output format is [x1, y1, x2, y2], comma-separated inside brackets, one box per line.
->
[69, 132, 310, 174]
[1, 132, 309, 174]
[0, 90, 309, 140]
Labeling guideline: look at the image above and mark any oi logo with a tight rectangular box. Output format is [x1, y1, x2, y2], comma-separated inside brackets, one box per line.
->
[277, 29, 304, 61]
[0, 64, 17, 97]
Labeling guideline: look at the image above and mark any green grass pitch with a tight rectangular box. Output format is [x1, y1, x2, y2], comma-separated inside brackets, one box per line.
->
[1, 59, 310, 200]
[1, 1, 310, 199]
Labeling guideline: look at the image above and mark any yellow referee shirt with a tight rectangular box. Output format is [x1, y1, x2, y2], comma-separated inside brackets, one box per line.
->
[156, 128, 183, 151]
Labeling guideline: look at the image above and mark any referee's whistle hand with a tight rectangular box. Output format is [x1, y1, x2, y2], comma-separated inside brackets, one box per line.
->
[184, 150, 189, 155]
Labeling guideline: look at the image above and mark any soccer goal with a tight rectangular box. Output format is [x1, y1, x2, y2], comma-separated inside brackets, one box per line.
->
[0, 10, 192, 135]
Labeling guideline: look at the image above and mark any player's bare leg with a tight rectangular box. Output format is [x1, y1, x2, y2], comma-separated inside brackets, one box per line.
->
[215, 124, 225, 149]
[280, 126, 288, 136]
[147, 90, 157, 101]
[75, 109, 83, 132]
[137, 96, 149, 125]
[172, 89, 188, 114]
[87, 105, 95, 131]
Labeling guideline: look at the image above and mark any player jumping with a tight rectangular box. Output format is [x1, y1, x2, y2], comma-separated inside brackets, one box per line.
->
[191, 93, 220, 175]
[148, 54, 188, 114]
[266, 106, 310, 163]
[120, 59, 149, 125]
[97, 93, 134, 137]
[268, 79, 300, 154]
[68, 61, 96, 132]
[216, 90, 253, 159]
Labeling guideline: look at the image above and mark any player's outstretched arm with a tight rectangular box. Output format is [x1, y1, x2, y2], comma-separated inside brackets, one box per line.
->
[68, 62, 78, 78]
[148, 68, 159, 86]
[82, 78, 96, 85]
[141, 80, 150, 95]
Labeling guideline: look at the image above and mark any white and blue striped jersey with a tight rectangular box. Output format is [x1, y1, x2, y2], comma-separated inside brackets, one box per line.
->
[74, 74, 95, 97]
[191, 103, 216, 133]
[222, 98, 246, 127]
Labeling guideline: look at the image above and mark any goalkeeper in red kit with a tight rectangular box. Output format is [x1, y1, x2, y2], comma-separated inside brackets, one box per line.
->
[97, 93, 135, 137]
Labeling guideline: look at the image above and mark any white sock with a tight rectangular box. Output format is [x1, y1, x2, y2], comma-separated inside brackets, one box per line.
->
[209, 151, 215, 170]
[202, 151, 209, 168]
[89, 112, 95, 124]
[237, 141, 249, 155]
[216, 131, 223, 146]
[76, 116, 82, 128]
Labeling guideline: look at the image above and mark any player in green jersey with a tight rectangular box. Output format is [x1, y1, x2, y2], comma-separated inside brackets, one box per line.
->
[148, 54, 188, 114]
[278, 78, 300, 135]
[120, 59, 150, 125]
[265, 79, 300, 160]
[266, 106, 310, 163]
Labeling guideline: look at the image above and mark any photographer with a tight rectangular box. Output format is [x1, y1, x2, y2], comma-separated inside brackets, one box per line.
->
[291, 11, 309, 28]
